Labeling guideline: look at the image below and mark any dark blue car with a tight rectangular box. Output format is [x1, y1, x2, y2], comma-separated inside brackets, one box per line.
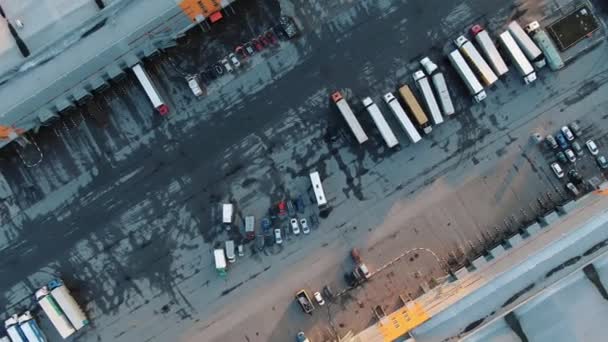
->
[295, 195, 306, 213]
[261, 217, 271, 233]
[556, 132, 569, 149]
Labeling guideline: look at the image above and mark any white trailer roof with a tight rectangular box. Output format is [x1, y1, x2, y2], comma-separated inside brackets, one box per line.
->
[413, 71, 444, 125]
[383, 93, 422, 143]
[499, 31, 535, 77]
[448, 50, 484, 96]
[474, 30, 509, 76]
[132, 64, 164, 108]
[335, 97, 369, 144]
[362, 97, 399, 148]
[508, 21, 543, 61]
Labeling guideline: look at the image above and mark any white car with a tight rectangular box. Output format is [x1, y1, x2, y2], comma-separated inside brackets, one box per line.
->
[290, 218, 300, 235]
[228, 53, 240, 68]
[566, 182, 580, 196]
[300, 218, 310, 234]
[550, 162, 564, 178]
[221, 58, 233, 73]
[586, 139, 599, 155]
[313, 291, 325, 306]
[274, 228, 283, 244]
[186, 75, 203, 96]
[561, 126, 574, 141]
[565, 149, 576, 163]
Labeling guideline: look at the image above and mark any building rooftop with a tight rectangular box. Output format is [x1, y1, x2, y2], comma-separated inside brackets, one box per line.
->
[347, 188, 608, 342]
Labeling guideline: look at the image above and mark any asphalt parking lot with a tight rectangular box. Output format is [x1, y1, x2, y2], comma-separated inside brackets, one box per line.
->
[1, 0, 608, 341]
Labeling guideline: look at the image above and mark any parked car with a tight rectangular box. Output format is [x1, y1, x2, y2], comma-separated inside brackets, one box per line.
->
[261, 217, 272, 233]
[565, 149, 576, 163]
[277, 201, 287, 217]
[252, 38, 264, 51]
[566, 182, 580, 196]
[295, 195, 305, 213]
[556, 133, 569, 149]
[213, 63, 225, 76]
[309, 215, 319, 228]
[561, 126, 574, 141]
[569, 121, 582, 136]
[238, 244, 244, 257]
[568, 169, 583, 185]
[313, 291, 325, 306]
[235, 45, 248, 59]
[244, 42, 255, 55]
[186, 75, 204, 96]
[265, 30, 278, 45]
[256, 234, 265, 251]
[290, 218, 300, 235]
[300, 218, 310, 234]
[296, 332, 310, 342]
[228, 53, 240, 68]
[259, 34, 271, 47]
[221, 58, 233, 73]
[274, 228, 283, 244]
[596, 155, 608, 169]
[550, 162, 564, 178]
[287, 200, 296, 216]
[571, 141, 584, 156]
[323, 285, 334, 300]
[586, 139, 599, 155]
[273, 24, 288, 40]
[545, 134, 558, 149]
[556, 151, 567, 164]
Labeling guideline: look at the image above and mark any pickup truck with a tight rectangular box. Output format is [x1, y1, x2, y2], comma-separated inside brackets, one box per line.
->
[295, 290, 314, 314]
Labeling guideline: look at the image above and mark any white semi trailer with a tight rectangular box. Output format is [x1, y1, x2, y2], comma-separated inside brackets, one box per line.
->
[448, 50, 487, 102]
[507, 21, 546, 69]
[35, 286, 76, 339]
[331, 92, 369, 144]
[48, 280, 89, 331]
[383, 93, 422, 143]
[420, 57, 455, 116]
[471, 25, 509, 77]
[454, 36, 498, 86]
[499, 31, 537, 84]
[413, 70, 443, 125]
[525, 21, 564, 71]
[362, 97, 399, 148]
[131, 63, 169, 116]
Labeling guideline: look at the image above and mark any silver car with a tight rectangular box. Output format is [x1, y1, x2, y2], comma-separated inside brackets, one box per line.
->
[300, 218, 310, 234]
[274, 228, 283, 244]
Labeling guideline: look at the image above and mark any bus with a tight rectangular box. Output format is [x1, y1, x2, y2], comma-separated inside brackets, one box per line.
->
[131, 63, 169, 116]
[309, 171, 327, 208]
[398, 85, 432, 134]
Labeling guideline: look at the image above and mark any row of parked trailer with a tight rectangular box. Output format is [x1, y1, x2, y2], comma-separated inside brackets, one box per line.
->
[332, 20, 564, 145]
[2, 280, 88, 341]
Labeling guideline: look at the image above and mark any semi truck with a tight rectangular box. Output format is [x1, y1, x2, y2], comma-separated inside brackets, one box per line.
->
[413, 71, 443, 125]
[131, 63, 169, 116]
[525, 21, 564, 71]
[309, 171, 327, 208]
[454, 36, 498, 86]
[225, 240, 236, 263]
[35, 286, 76, 338]
[383, 93, 422, 143]
[331, 92, 369, 144]
[420, 57, 456, 116]
[222, 203, 233, 230]
[295, 290, 315, 314]
[471, 25, 509, 77]
[48, 280, 89, 331]
[507, 21, 546, 69]
[398, 85, 432, 134]
[362, 97, 399, 148]
[448, 50, 487, 102]
[5, 315, 26, 342]
[18, 312, 47, 342]
[214, 248, 227, 276]
[499, 31, 537, 84]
